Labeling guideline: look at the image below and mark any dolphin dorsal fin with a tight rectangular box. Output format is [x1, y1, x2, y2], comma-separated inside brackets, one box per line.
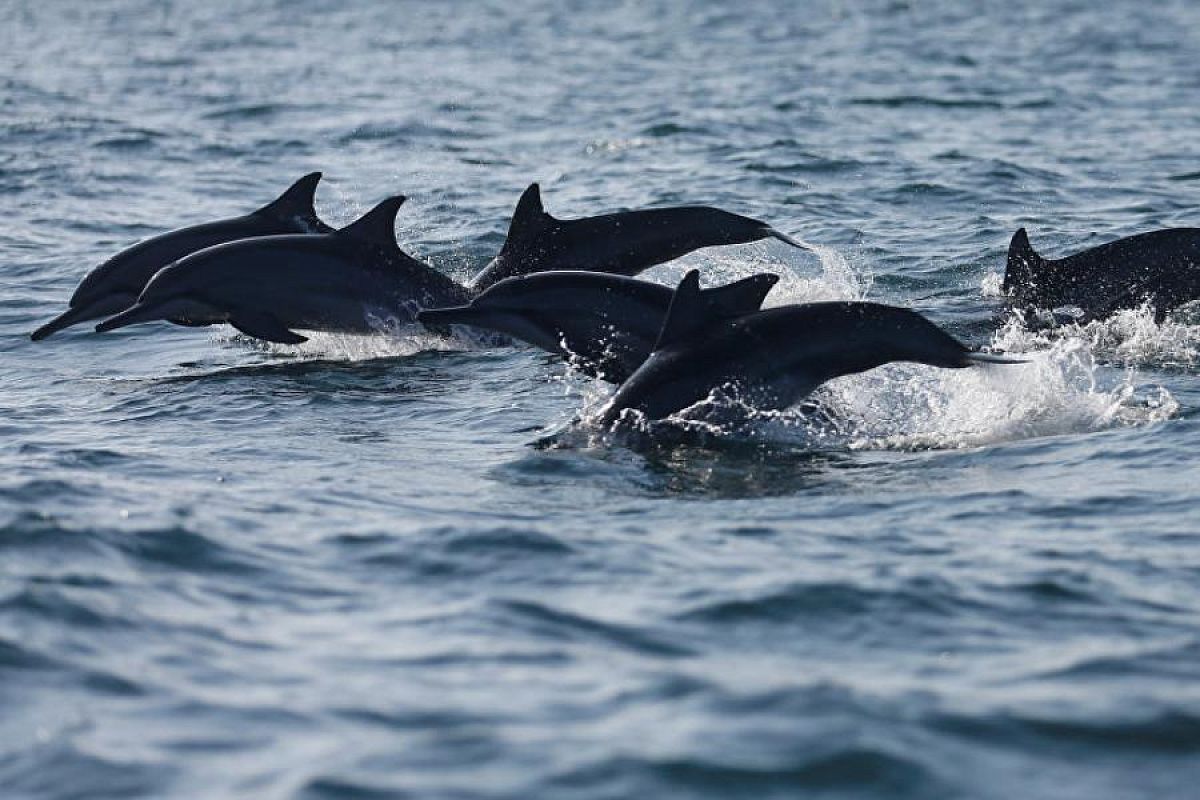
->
[337, 196, 406, 248]
[1008, 228, 1043, 269]
[654, 270, 722, 350]
[700, 273, 780, 319]
[257, 172, 322, 222]
[503, 183, 557, 248]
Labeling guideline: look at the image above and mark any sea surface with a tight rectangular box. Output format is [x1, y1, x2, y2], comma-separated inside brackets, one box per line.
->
[3, 1, 1200, 797]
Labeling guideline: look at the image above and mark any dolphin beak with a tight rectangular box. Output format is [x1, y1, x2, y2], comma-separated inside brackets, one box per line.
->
[766, 227, 813, 251]
[94, 302, 166, 333]
[31, 294, 137, 341]
[966, 352, 1028, 365]
[32, 305, 105, 341]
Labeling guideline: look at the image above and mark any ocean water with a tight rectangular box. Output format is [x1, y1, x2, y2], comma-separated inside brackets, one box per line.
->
[3, 1, 1200, 797]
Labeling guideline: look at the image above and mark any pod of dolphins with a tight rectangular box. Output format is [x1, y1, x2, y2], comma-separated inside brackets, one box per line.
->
[31, 172, 1200, 428]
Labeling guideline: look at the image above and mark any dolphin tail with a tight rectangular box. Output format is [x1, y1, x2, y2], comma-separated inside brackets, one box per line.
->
[31, 294, 137, 341]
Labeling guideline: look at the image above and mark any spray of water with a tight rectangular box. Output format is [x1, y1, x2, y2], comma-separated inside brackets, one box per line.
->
[214, 248, 1180, 452]
[568, 253, 1181, 451]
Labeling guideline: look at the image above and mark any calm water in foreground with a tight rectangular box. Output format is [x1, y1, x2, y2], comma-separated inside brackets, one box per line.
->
[3, 1, 1200, 797]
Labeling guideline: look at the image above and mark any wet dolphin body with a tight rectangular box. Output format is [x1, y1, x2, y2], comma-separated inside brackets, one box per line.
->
[417, 270, 780, 383]
[468, 183, 807, 291]
[1003, 227, 1200, 323]
[31, 172, 333, 340]
[600, 270, 1017, 426]
[95, 196, 470, 344]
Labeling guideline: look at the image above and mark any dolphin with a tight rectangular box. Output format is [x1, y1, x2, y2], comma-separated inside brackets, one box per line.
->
[31, 172, 334, 341]
[417, 270, 780, 383]
[468, 183, 808, 291]
[599, 270, 1018, 426]
[94, 196, 470, 344]
[1002, 227, 1200, 323]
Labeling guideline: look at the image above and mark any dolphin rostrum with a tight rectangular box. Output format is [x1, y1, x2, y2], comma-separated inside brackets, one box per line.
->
[417, 270, 780, 383]
[600, 270, 1018, 426]
[94, 196, 470, 344]
[1003, 227, 1200, 323]
[468, 183, 808, 291]
[31, 172, 333, 340]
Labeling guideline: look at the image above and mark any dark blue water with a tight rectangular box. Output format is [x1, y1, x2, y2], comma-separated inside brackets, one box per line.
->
[4, 1, 1200, 797]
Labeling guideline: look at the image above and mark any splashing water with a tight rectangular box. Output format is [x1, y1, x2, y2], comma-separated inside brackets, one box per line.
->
[770, 240, 873, 304]
[565, 251, 1179, 452]
[213, 321, 470, 362]
[981, 270, 1200, 368]
[992, 306, 1200, 370]
[980, 269, 1005, 298]
[204, 245, 1179, 452]
[815, 351, 1176, 451]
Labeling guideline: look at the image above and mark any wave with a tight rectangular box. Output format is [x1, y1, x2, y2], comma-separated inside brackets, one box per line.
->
[542, 749, 943, 797]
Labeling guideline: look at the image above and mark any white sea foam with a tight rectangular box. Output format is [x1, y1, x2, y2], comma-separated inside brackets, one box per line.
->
[980, 269, 1005, 298]
[992, 306, 1200, 370]
[212, 321, 472, 362]
[980, 269, 1200, 368]
[574, 250, 1181, 451]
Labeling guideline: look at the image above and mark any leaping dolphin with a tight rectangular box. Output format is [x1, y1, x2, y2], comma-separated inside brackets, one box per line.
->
[31, 172, 333, 340]
[599, 270, 1018, 426]
[417, 270, 780, 383]
[90, 182, 812, 346]
[468, 183, 807, 291]
[95, 196, 470, 344]
[1003, 227, 1200, 323]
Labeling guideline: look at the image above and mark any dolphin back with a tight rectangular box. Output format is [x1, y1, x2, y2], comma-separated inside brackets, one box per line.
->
[470, 184, 805, 290]
[1003, 227, 1200, 320]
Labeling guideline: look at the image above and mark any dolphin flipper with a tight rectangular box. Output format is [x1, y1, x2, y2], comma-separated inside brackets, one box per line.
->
[230, 312, 308, 344]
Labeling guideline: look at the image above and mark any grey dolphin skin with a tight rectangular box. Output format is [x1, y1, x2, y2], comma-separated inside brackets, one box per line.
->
[468, 183, 808, 291]
[1003, 227, 1200, 322]
[600, 270, 1016, 426]
[417, 270, 780, 383]
[31, 172, 333, 341]
[94, 196, 470, 344]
